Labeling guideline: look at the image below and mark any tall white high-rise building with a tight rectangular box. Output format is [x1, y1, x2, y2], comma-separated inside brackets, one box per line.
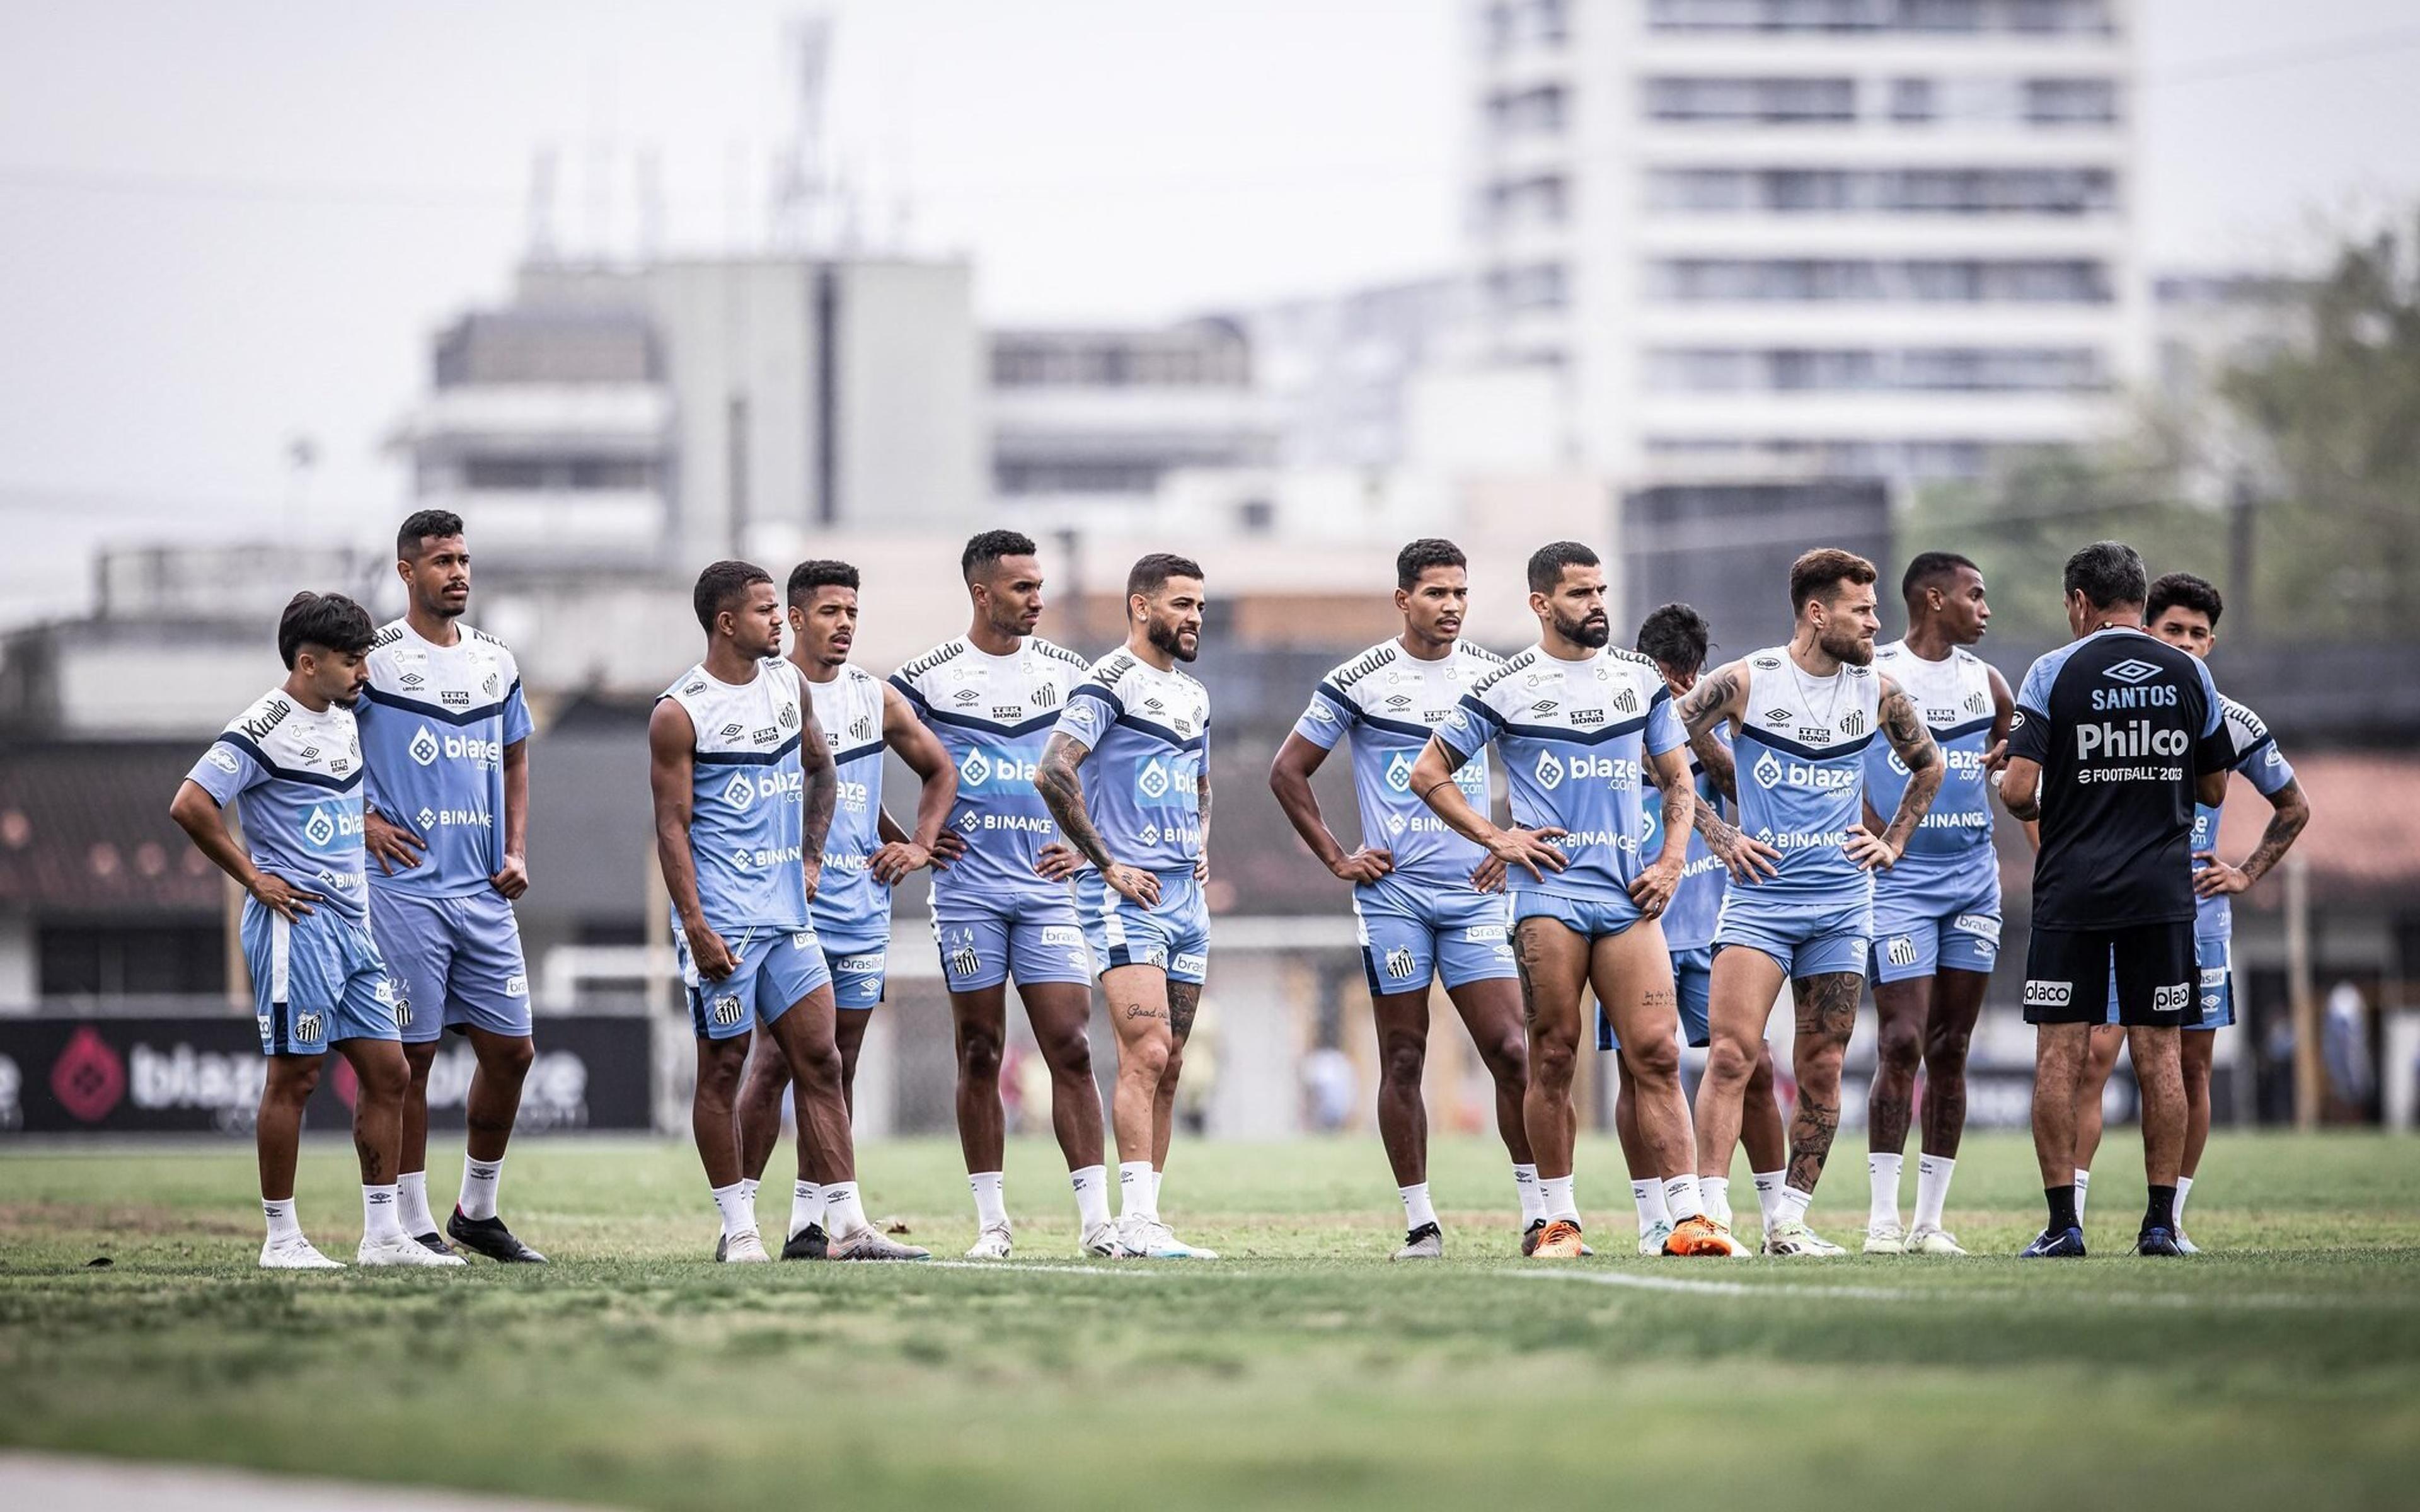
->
[1465, 0, 2144, 486]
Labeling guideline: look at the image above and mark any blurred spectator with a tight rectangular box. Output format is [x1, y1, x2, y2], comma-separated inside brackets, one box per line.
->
[1302, 1046, 1354, 1133]
[2324, 980, 2376, 1115]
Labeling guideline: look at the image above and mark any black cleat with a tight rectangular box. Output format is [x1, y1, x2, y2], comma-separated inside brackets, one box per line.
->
[2136, 1225, 2186, 1257]
[413, 1231, 454, 1256]
[1521, 1218, 1546, 1257]
[446, 1206, 547, 1263]
[2019, 1224, 2087, 1259]
[781, 1222, 828, 1261]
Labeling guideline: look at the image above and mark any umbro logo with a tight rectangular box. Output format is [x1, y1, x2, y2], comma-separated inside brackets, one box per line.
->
[721, 723, 744, 738]
[1764, 707, 1793, 724]
[2103, 659, 2163, 685]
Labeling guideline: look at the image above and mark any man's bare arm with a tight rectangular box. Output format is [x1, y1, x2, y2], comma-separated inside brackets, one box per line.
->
[1870, 675, 1944, 859]
[2198, 777, 2312, 898]
[882, 682, 957, 852]
[1998, 757, 2042, 823]
[648, 701, 708, 933]
[1035, 730, 1115, 873]
[1676, 660, 1746, 802]
[797, 697, 838, 865]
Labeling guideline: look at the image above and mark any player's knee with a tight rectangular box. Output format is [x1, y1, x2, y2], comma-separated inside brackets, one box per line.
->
[1530, 1031, 1577, 1089]
[1625, 1033, 1681, 1087]
[1040, 1026, 1093, 1082]
[355, 1053, 410, 1106]
[1484, 1028, 1529, 1087]
[1121, 1034, 1169, 1083]
[1876, 1020, 1923, 1077]
[955, 1024, 1005, 1082]
[1923, 1021, 1973, 1075]
[1704, 1034, 1757, 1087]
[485, 1034, 536, 1083]
[403, 1045, 437, 1089]
[1159, 1040, 1186, 1087]
[1380, 1034, 1427, 1091]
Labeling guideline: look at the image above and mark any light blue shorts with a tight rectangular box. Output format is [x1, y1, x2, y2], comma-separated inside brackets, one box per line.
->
[368, 887, 531, 1043]
[2105, 934, 2234, 1030]
[242, 899, 402, 1056]
[1080, 869, 1209, 983]
[931, 888, 1092, 994]
[1511, 888, 1645, 942]
[820, 927, 889, 1011]
[1714, 893, 1872, 982]
[1599, 945, 1712, 1052]
[676, 920, 832, 1041]
[1355, 874, 1516, 994]
[1869, 857, 2003, 985]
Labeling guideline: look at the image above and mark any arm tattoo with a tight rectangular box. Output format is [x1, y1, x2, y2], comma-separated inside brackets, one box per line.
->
[1168, 980, 1202, 1041]
[1647, 748, 1693, 865]
[797, 702, 839, 859]
[1196, 768, 1211, 840]
[1875, 680, 1942, 853]
[1035, 731, 1118, 872]
[1694, 735, 1740, 805]
[2238, 779, 2310, 884]
[1693, 805, 1747, 852]
[1676, 668, 1736, 740]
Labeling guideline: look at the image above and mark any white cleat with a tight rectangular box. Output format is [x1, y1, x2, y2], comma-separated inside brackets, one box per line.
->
[357, 1234, 468, 1268]
[1906, 1225, 1968, 1256]
[964, 1223, 1015, 1260]
[1393, 1222, 1443, 1260]
[1078, 1220, 1121, 1258]
[2174, 1228, 2201, 1256]
[1705, 1192, 1734, 1232]
[827, 1224, 932, 1261]
[718, 1228, 771, 1263]
[1637, 1220, 1675, 1257]
[1116, 1214, 1218, 1259]
[1762, 1218, 1847, 1257]
[1863, 1220, 1908, 1256]
[258, 1234, 343, 1271]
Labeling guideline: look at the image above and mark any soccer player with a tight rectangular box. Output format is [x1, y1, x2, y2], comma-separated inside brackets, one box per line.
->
[1035, 553, 1218, 1260]
[649, 561, 926, 1263]
[170, 592, 460, 1268]
[731, 559, 960, 1258]
[1678, 549, 1944, 1257]
[1998, 541, 2234, 1259]
[354, 511, 544, 1263]
[2066, 571, 2308, 1252]
[1268, 537, 1539, 1259]
[1602, 604, 1791, 1254]
[892, 531, 1111, 1257]
[1857, 552, 2015, 1257]
[1411, 541, 1741, 1259]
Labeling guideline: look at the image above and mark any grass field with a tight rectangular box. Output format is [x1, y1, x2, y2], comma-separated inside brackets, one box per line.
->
[4, 1131, 2418, 1509]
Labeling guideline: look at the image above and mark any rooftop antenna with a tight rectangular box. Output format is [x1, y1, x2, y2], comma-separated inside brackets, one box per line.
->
[769, 11, 833, 252]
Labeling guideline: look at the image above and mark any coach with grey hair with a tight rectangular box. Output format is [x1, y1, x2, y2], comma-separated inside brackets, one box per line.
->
[1997, 541, 2235, 1259]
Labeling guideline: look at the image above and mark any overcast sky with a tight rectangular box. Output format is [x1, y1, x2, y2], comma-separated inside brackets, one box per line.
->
[3, 0, 2419, 622]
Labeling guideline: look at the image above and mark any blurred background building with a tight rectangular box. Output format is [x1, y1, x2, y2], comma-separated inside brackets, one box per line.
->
[2, 0, 2414, 1142]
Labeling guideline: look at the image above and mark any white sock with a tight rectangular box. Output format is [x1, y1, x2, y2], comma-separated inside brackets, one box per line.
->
[263, 1196, 301, 1243]
[1399, 1183, 1439, 1232]
[397, 1171, 437, 1236]
[1753, 1171, 1787, 1230]
[1914, 1154, 1955, 1231]
[739, 1176, 761, 1205]
[2073, 1167, 2092, 1219]
[1778, 1183, 1814, 1225]
[1662, 1173, 1705, 1223]
[711, 1180, 754, 1239]
[1868, 1152, 1903, 1229]
[1513, 1163, 1547, 1225]
[2175, 1174, 2195, 1226]
[970, 1171, 1008, 1230]
[1071, 1165, 1112, 1229]
[1149, 1167, 1164, 1210]
[1540, 1174, 1579, 1223]
[1703, 1176, 1731, 1223]
[1630, 1177, 1670, 1236]
[362, 1183, 406, 1244]
[824, 1180, 867, 1237]
[790, 1179, 825, 1239]
[1119, 1160, 1156, 1220]
[458, 1156, 503, 1222]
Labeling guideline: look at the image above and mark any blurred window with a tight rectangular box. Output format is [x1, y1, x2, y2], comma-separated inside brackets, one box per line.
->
[1646, 76, 1856, 123]
[1648, 166, 2115, 214]
[1648, 258, 2110, 302]
[1647, 346, 2106, 392]
[1647, 0, 2112, 32]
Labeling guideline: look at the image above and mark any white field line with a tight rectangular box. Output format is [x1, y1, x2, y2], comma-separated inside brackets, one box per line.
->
[1499, 1267, 2416, 1310]
[919, 1259, 1238, 1278]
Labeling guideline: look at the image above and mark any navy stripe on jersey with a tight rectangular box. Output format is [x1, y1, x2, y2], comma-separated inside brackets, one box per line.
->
[691, 733, 804, 767]
[359, 681, 525, 729]
[215, 731, 366, 793]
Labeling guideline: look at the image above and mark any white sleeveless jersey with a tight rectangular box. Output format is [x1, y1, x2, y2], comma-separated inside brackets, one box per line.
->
[1291, 638, 1502, 886]
[1732, 647, 1883, 903]
[660, 658, 810, 933]
[1866, 639, 1998, 863]
[805, 663, 890, 941]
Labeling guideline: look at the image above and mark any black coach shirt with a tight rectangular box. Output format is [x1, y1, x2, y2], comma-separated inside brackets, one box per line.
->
[2008, 626, 2233, 931]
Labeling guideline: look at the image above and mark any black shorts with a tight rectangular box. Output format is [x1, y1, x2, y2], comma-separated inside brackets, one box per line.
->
[2022, 922, 2197, 1028]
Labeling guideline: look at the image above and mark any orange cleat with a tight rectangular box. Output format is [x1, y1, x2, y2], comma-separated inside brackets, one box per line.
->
[1664, 1215, 1751, 1257]
[1530, 1218, 1587, 1259]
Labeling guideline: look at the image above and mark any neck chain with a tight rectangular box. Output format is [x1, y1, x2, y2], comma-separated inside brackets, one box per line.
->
[1787, 647, 1847, 728]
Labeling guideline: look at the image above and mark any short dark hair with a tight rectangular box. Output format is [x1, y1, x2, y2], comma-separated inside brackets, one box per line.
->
[1127, 552, 1204, 600]
[962, 529, 1039, 582]
[1396, 537, 1467, 591]
[397, 508, 464, 562]
[1526, 541, 1598, 595]
[2146, 570, 2223, 628]
[277, 591, 373, 669]
[1635, 603, 1712, 677]
[1901, 550, 1978, 602]
[693, 559, 773, 632]
[2063, 540, 2148, 611]
[786, 559, 860, 604]
[1790, 548, 1878, 614]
